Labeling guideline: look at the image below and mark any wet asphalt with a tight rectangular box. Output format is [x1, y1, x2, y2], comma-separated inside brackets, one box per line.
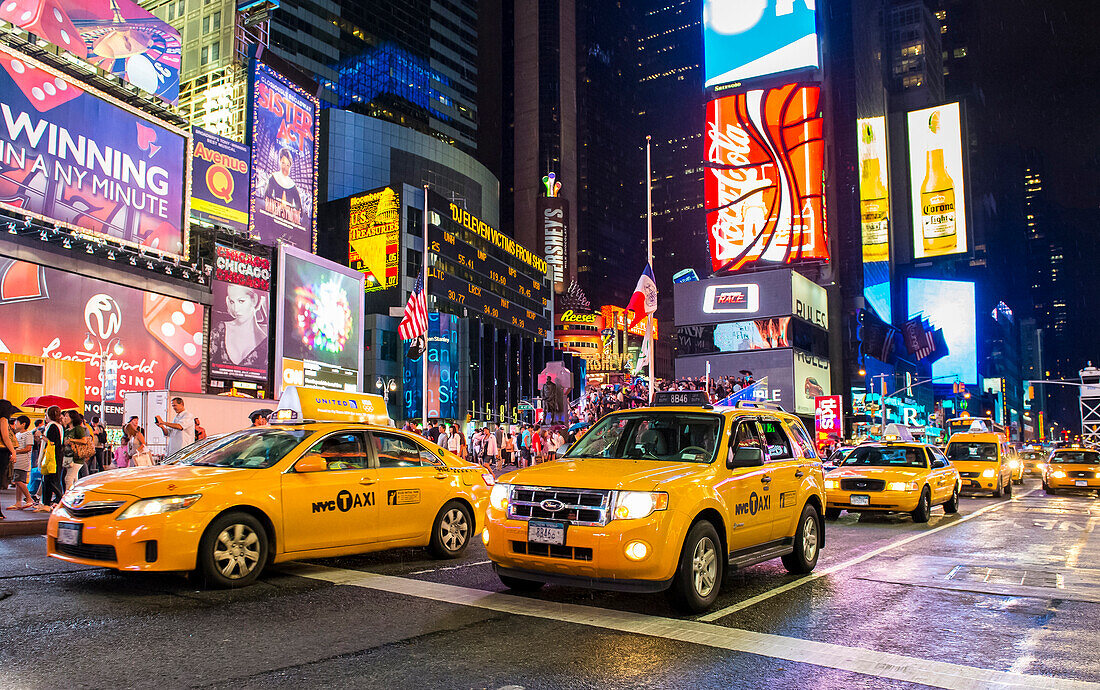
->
[1, 477, 1099, 689]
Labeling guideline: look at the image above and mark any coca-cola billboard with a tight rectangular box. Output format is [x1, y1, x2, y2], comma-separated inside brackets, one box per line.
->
[0, 258, 204, 423]
[705, 83, 827, 273]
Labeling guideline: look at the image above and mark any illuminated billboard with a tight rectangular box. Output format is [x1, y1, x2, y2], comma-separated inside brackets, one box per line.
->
[403, 312, 461, 421]
[705, 83, 827, 273]
[0, 0, 181, 104]
[275, 244, 364, 394]
[908, 102, 967, 259]
[703, 0, 820, 91]
[249, 60, 319, 251]
[348, 187, 400, 293]
[191, 128, 250, 234]
[0, 46, 188, 257]
[210, 245, 270, 385]
[907, 277, 976, 385]
[858, 115, 892, 323]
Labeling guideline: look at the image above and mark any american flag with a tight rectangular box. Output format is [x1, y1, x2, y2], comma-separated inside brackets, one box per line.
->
[398, 274, 428, 341]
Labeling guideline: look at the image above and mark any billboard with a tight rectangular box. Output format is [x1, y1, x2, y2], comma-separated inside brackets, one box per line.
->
[348, 187, 400, 293]
[907, 277, 976, 385]
[191, 129, 250, 233]
[275, 244, 364, 394]
[703, 0, 820, 91]
[908, 102, 967, 259]
[0, 257, 203, 423]
[249, 60, 319, 251]
[0, 46, 188, 257]
[858, 116, 890, 264]
[675, 269, 828, 329]
[705, 84, 827, 272]
[815, 395, 843, 442]
[403, 311, 461, 421]
[793, 349, 830, 415]
[538, 197, 569, 294]
[678, 317, 791, 355]
[0, 0, 181, 104]
[209, 245, 270, 385]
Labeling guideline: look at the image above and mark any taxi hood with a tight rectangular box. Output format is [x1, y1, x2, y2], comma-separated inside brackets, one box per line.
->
[499, 458, 703, 492]
[827, 466, 925, 480]
[73, 465, 254, 498]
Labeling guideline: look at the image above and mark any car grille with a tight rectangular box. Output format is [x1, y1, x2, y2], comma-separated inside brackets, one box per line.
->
[840, 478, 886, 492]
[508, 486, 611, 526]
[55, 542, 117, 562]
[65, 501, 126, 518]
[958, 471, 979, 478]
[512, 541, 594, 561]
[1069, 471, 1098, 479]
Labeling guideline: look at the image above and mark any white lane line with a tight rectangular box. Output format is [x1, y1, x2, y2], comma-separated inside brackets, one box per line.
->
[409, 560, 491, 575]
[283, 562, 1096, 690]
[698, 488, 1040, 622]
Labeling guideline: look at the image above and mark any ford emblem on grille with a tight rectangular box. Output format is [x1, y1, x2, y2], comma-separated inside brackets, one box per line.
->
[540, 499, 565, 512]
[70, 491, 85, 506]
[856, 482, 868, 489]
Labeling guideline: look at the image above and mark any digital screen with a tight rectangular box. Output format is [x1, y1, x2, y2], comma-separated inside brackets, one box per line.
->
[249, 60, 319, 251]
[678, 318, 791, 355]
[907, 102, 968, 259]
[276, 244, 364, 394]
[815, 395, 843, 438]
[191, 128, 250, 233]
[0, 46, 187, 257]
[705, 84, 827, 273]
[858, 116, 891, 265]
[209, 245, 270, 384]
[0, 0, 181, 104]
[703, 0, 819, 91]
[907, 277, 976, 384]
[793, 349, 830, 415]
[348, 187, 400, 293]
[432, 264, 547, 340]
[403, 312, 460, 420]
[0, 257, 203, 423]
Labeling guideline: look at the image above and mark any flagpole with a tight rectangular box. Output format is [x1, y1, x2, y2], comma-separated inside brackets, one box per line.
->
[422, 184, 429, 429]
[646, 135, 654, 404]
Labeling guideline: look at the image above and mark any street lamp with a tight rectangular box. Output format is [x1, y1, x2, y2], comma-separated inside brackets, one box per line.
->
[376, 376, 398, 416]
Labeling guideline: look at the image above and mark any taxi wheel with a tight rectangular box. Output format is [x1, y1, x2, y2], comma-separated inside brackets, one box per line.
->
[911, 488, 932, 523]
[944, 484, 960, 514]
[428, 500, 473, 559]
[1004, 479, 1013, 497]
[668, 520, 723, 613]
[197, 512, 269, 588]
[824, 507, 842, 520]
[993, 478, 1003, 498]
[1045, 484, 1057, 496]
[782, 503, 822, 575]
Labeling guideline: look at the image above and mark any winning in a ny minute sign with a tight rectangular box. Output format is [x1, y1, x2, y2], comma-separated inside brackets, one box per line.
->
[703, 284, 760, 314]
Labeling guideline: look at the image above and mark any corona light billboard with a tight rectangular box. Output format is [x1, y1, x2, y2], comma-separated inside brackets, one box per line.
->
[705, 83, 827, 272]
[908, 102, 967, 259]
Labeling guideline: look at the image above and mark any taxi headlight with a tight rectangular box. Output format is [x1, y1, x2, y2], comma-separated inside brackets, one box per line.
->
[613, 491, 669, 520]
[1052, 470, 1066, 479]
[887, 481, 919, 492]
[1008, 460, 1020, 469]
[117, 495, 202, 520]
[981, 469, 996, 478]
[489, 483, 511, 511]
[1037, 463, 1046, 471]
[824, 479, 839, 490]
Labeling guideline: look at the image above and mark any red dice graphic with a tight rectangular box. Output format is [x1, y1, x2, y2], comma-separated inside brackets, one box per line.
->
[143, 293, 203, 370]
[0, 0, 83, 56]
[0, 45, 83, 112]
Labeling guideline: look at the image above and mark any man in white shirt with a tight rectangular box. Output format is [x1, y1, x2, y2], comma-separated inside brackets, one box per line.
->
[156, 397, 195, 456]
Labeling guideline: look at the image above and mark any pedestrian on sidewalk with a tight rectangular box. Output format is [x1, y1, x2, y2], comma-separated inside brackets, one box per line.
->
[36, 406, 65, 512]
[62, 410, 93, 491]
[9, 415, 35, 510]
[499, 428, 515, 471]
[0, 398, 21, 519]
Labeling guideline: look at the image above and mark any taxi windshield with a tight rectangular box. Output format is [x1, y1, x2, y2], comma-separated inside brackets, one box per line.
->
[563, 412, 722, 463]
[186, 429, 309, 469]
[843, 446, 927, 468]
[946, 442, 998, 462]
[1050, 451, 1100, 465]
[163, 434, 227, 465]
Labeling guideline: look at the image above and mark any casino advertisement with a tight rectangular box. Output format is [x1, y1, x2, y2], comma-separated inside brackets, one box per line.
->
[275, 244, 363, 394]
[0, 257, 204, 423]
[249, 60, 318, 251]
[0, 0, 182, 104]
[191, 129, 250, 233]
[348, 187, 400, 293]
[0, 46, 188, 257]
[209, 245, 271, 385]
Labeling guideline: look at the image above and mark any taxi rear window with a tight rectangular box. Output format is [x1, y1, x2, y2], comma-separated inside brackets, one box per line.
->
[1051, 451, 1100, 465]
[187, 429, 309, 469]
[946, 442, 999, 462]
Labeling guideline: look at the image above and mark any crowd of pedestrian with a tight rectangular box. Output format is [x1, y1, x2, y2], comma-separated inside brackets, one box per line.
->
[400, 420, 572, 473]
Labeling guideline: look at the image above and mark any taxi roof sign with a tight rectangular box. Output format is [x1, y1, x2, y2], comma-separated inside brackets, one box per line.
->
[652, 390, 712, 407]
[276, 386, 394, 427]
[882, 424, 916, 442]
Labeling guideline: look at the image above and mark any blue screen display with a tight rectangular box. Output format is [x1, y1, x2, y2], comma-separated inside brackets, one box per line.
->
[907, 278, 977, 384]
[703, 0, 820, 89]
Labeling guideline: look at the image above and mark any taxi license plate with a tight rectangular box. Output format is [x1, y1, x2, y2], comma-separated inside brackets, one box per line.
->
[1076, 480, 1088, 487]
[850, 495, 870, 506]
[528, 520, 566, 546]
[56, 522, 81, 546]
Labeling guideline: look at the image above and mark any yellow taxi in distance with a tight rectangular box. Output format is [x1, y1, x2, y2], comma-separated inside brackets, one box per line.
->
[945, 431, 1014, 496]
[484, 393, 826, 613]
[47, 388, 492, 587]
[824, 429, 960, 523]
[1006, 448, 1025, 485]
[1019, 447, 1048, 477]
[1043, 447, 1100, 495]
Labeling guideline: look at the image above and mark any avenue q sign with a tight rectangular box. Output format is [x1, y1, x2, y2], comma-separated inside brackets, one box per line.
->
[675, 268, 828, 330]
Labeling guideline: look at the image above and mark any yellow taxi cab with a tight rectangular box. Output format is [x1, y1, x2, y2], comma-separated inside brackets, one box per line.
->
[46, 386, 492, 587]
[484, 392, 826, 613]
[1005, 447, 1025, 485]
[1018, 446, 1047, 478]
[945, 428, 1014, 497]
[1043, 446, 1100, 495]
[824, 425, 960, 523]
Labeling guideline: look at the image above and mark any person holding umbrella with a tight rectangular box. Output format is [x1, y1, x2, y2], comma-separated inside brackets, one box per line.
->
[0, 398, 22, 519]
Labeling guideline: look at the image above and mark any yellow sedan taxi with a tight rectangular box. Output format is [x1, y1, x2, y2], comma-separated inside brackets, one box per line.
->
[945, 431, 1014, 497]
[1043, 446, 1100, 495]
[47, 388, 492, 587]
[824, 428, 960, 523]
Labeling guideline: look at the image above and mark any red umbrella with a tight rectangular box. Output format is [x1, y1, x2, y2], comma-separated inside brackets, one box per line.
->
[22, 395, 79, 410]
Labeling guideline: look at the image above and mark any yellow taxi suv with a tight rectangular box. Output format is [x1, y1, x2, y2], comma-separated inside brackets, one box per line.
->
[945, 431, 1014, 497]
[1043, 447, 1100, 495]
[484, 393, 826, 613]
[47, 387, 492, 587]
[824, 429, 961, 523]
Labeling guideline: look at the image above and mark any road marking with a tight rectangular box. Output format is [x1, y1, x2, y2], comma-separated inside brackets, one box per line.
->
[284, 563, 1096, 690]
[698, 488, 1040, 622]
[409, 560, 491, 575]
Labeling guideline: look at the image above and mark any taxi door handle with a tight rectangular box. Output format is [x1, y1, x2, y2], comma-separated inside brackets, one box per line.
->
[760, 474, 772, 483]
[794, 469, 804, 478]
[435, 473, 449, 480]
[359, 478, 376, 486]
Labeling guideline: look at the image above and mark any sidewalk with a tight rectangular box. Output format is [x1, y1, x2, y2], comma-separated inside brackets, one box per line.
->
[0, 487, 50, 536]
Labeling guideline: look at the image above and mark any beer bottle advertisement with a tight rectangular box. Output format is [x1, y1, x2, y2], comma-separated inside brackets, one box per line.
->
[857, 117, 890, 263]
[907, 102, 968, 259]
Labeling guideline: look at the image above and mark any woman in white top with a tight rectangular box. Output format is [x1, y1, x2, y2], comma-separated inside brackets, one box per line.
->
[124, 417, 153, 467]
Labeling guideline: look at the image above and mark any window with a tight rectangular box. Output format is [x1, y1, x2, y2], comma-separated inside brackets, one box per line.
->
[168, 3, 175, 20]
[929, 447, 949, 468]
[179, 0, 186, 14]
[381, 331, 398, 361]
[758, 418, 793, 460]
[373, 433, 428, 468]
[303, 432, 368, 471]
[953, 47, 968, 58]
[788, 421, 817, 459]
[201, 41, 220, 66]
[13, 362, 43, 385]
[202, 12, 221, 34]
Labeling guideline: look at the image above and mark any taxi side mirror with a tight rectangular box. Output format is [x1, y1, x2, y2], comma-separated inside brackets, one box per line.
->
[295, 453, 327, 473]
[728, 446, 765, 469]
